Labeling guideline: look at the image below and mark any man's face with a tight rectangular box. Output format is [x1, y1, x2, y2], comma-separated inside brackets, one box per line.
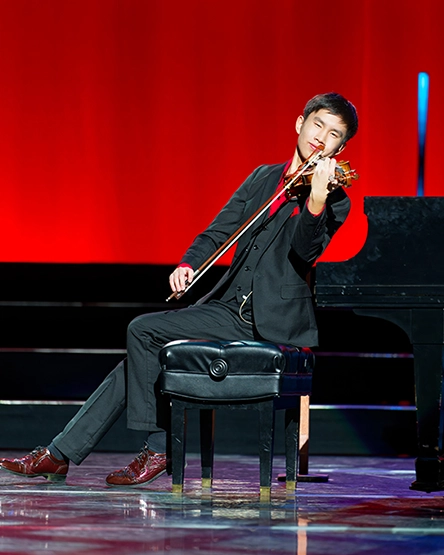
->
[295, 109, 348, 160]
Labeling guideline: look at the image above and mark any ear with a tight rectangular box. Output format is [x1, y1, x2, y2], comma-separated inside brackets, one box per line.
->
[295, 115, 304, 134]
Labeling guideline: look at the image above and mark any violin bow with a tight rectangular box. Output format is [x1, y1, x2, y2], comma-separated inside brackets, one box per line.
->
[167, 146, 325, 301]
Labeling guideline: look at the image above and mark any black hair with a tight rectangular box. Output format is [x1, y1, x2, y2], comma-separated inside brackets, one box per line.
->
[303, 92, 358, 143]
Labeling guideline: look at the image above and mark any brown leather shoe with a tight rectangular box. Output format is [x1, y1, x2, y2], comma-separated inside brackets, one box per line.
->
[0, 447, 68, 482]
[106, 445, 167, 486]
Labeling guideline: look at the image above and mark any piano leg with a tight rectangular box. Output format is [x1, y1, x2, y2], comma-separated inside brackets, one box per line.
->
[354, 307, 444, 492]
[410, 344, 444, 493]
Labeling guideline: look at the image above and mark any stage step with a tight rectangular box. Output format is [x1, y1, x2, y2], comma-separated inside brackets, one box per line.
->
[0, 399, 417, 456]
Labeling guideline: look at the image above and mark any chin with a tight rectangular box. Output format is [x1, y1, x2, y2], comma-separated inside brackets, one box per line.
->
[298, 148, 312, 161]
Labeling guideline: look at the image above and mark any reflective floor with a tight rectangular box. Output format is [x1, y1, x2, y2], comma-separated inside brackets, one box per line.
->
[1, 451, 444, 554]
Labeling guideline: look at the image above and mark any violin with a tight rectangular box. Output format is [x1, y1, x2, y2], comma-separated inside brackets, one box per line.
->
[283, 159, 359, 198]
[167, 146, 359, 301]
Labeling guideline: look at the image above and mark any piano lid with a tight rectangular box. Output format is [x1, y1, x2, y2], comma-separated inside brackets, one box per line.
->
[315, 196, 444, 308]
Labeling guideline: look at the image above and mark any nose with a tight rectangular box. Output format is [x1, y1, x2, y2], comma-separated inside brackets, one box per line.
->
[314, 130, 327, 146]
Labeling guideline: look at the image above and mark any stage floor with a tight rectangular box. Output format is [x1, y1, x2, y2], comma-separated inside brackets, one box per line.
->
[0, 451, 443, 554]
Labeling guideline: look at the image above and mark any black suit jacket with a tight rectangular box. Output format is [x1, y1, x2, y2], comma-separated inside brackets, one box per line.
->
[181, 163, 350, 346]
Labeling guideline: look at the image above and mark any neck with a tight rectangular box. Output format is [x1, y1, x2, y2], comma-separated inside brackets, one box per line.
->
[287, 150, 303, 175]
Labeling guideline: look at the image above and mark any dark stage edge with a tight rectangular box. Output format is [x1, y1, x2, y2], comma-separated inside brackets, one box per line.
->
[0, 452, 443, 554]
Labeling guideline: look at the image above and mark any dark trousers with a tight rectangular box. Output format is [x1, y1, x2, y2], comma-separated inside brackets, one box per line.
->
[53, 300, 256, 465]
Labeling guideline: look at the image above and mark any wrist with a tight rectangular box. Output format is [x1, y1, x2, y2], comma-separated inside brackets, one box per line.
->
[177, 262, 192, 269]
[307, 194, 326, 216]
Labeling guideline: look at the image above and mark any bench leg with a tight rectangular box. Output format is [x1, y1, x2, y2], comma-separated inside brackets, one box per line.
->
[279, 395, 328, 485]
[171, 399, 187, 493]
[258, 400, 275, 500]
[298, 395, 310, 475]
[284, 397, 300, 491]
[297, 395, 329, 483]
[200, 409, 215, 488]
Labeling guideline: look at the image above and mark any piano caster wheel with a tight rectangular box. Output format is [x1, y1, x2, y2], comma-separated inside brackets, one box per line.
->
[277, 473, 329, 483]
[410, 479, 444, 493]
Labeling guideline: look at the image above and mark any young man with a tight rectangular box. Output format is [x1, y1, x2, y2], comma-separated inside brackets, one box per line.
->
[0, 92, 358, 486]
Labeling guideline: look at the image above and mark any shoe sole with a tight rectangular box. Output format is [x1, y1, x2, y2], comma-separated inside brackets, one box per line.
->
[0, 466, 67, 483]
[106, 468, 167, 487]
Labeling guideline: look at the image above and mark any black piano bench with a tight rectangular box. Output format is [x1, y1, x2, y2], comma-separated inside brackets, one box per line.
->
[159, 339, 314, 498]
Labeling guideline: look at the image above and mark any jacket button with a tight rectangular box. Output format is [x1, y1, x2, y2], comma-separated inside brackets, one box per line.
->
[236, 285, 242, 291]
[253, 245, 259, 250]
[244, 266, 251, 271]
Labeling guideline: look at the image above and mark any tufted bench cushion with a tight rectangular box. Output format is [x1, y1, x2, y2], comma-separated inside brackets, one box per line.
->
[159, 339, 313, 402]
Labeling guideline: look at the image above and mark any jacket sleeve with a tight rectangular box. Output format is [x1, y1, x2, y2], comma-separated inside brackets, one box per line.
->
[290, 187, 351, 264]
[179, 165, 269, 270]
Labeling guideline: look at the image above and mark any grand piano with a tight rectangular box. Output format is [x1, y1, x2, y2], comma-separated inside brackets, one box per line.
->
[315, 196, 444, 492]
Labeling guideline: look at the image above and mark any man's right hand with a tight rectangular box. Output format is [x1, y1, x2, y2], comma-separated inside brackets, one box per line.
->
[169, 266, 194, 294]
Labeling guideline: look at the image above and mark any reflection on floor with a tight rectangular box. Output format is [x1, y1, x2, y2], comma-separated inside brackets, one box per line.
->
[1, 451, 444, 554]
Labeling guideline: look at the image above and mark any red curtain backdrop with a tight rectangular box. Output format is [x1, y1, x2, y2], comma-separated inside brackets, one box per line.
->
[0, 0, 442, 264]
